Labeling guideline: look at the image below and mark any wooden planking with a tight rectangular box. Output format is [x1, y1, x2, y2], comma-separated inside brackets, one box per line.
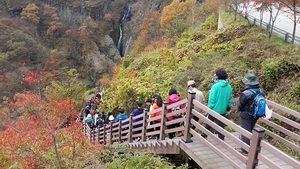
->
[111, 132, 298, 169]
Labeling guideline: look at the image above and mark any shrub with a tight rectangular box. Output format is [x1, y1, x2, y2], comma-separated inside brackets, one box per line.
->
[289, 82, 300, 101]
[262, 57, 292, 89]
[107, 152, 174, 169]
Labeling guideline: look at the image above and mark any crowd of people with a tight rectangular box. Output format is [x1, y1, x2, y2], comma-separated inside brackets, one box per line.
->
[80, 69, 264, 156]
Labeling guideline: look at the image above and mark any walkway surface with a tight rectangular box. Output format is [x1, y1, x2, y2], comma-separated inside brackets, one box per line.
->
[126, 132, 296, 169]
[83, 93, 300, 169]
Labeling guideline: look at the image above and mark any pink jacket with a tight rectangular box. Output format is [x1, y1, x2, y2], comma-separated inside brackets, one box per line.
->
[166, 94, 184, 121]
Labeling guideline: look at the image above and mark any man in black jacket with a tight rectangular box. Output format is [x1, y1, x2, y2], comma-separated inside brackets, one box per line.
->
[237, 73, 264, 155]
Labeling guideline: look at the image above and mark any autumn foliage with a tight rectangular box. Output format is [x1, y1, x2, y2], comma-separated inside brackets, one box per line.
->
[0, 91, 98, 168]
[0, 65, 100, 168]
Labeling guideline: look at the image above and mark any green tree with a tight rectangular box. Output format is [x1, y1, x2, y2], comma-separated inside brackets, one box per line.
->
[44, 69, 86, 110]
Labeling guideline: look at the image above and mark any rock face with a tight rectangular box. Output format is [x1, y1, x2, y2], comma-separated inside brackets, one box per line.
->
[1, 0, 173, 79]
[84, 35, 121, 74]
[47, 0, 172, 68]
[120, 0, 172, 56]
[47, 0, 172, 60]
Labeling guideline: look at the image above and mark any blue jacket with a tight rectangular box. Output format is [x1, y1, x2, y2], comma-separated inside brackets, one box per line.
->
[115, 114, 129, 125]
[131, 108, 144, 128]
[85, 117, 94, 124]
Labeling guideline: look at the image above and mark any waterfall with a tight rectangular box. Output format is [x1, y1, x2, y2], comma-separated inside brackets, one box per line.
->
[117, 5, 131, 56]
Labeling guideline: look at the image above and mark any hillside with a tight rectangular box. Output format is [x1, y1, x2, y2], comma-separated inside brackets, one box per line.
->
[100, 2, 300, 114]
[0, 0, 299, 168]
[0, 0, 172, 101]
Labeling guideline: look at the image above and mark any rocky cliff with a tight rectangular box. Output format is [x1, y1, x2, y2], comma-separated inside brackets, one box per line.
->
[0, 0, 173, 100]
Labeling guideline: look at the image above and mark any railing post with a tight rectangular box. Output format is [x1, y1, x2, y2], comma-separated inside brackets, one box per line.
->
[96, 128, 100, 143]
[159, 102, 168, 140]
[92, 128, 96, 143]
[285, 33, 289, 42]
[246, 127, 265, 169]
[266, 24, 269, 34]
[141, 108, 148, 142]
[103, 124, 106, 145]
[118, 119, 122, 143]
[83, 122, 86, 135]
[182, 91, 195, 143]
[128, 114, 133, 143]
[109, 122, 113, 144]
[89, 127, 93, 142]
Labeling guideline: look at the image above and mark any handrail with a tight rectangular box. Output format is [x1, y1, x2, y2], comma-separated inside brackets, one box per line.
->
[82, 92, 300, 168]
[260, 141, 300, 168]
[266, 99, 300, 119]
[193, 101, 252, 140]
[232, 98, 300, 154]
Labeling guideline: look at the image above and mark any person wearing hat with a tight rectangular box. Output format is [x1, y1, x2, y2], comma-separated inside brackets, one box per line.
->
[187, 80, 204, 135]
[236, 73, 264, 155]
[201, 69, 232, 141]
[187, 80, 204, 110]
[212, 74, 218, 82]
[108, 114, 115, 123]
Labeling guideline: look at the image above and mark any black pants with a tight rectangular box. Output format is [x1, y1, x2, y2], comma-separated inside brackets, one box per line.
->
[191, 115, 199, 130]
[168, 122, 180, 139]
[241, 118, 257, 145]
[204, 114, 226, 140]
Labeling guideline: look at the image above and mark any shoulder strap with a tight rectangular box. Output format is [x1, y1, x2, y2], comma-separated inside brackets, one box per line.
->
[249, 89, 256, 94]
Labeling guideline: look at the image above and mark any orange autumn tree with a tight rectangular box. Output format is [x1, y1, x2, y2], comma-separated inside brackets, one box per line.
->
[0, 91, 96, 168]
[0, 66, 102, 168]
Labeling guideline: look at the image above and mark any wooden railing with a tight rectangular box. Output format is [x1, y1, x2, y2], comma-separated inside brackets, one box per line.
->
[82, 92, 300, 168]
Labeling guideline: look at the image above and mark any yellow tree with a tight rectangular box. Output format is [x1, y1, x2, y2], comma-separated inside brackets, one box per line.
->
[160, 0, 193, 38]
[131, 11, 161, 54]
[21, 3, 40, 24]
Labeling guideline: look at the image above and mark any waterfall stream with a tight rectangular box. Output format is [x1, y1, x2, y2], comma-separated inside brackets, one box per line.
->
[117, 5, 131, 56]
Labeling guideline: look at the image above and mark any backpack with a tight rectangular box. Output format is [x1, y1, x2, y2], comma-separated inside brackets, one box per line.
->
[172, 105, 180, 112]
[87, 121, 92, 127]
[249, 88, 266, 118]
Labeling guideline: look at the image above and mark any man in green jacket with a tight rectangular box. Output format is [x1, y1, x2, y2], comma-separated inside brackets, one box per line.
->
[201, 69, 232, 140]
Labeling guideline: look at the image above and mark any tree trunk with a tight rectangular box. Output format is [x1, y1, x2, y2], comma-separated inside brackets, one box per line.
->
[234, 4, 237, 21]
[52, 131, 62, 169]
[260, 10, 263, 27]
[292, 6, 297, 43]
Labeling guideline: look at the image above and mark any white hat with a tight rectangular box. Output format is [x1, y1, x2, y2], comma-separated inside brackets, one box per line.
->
[187, 80, 195, 87]
[108, 115, 115, 121]
[87, 114, 92, 118]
